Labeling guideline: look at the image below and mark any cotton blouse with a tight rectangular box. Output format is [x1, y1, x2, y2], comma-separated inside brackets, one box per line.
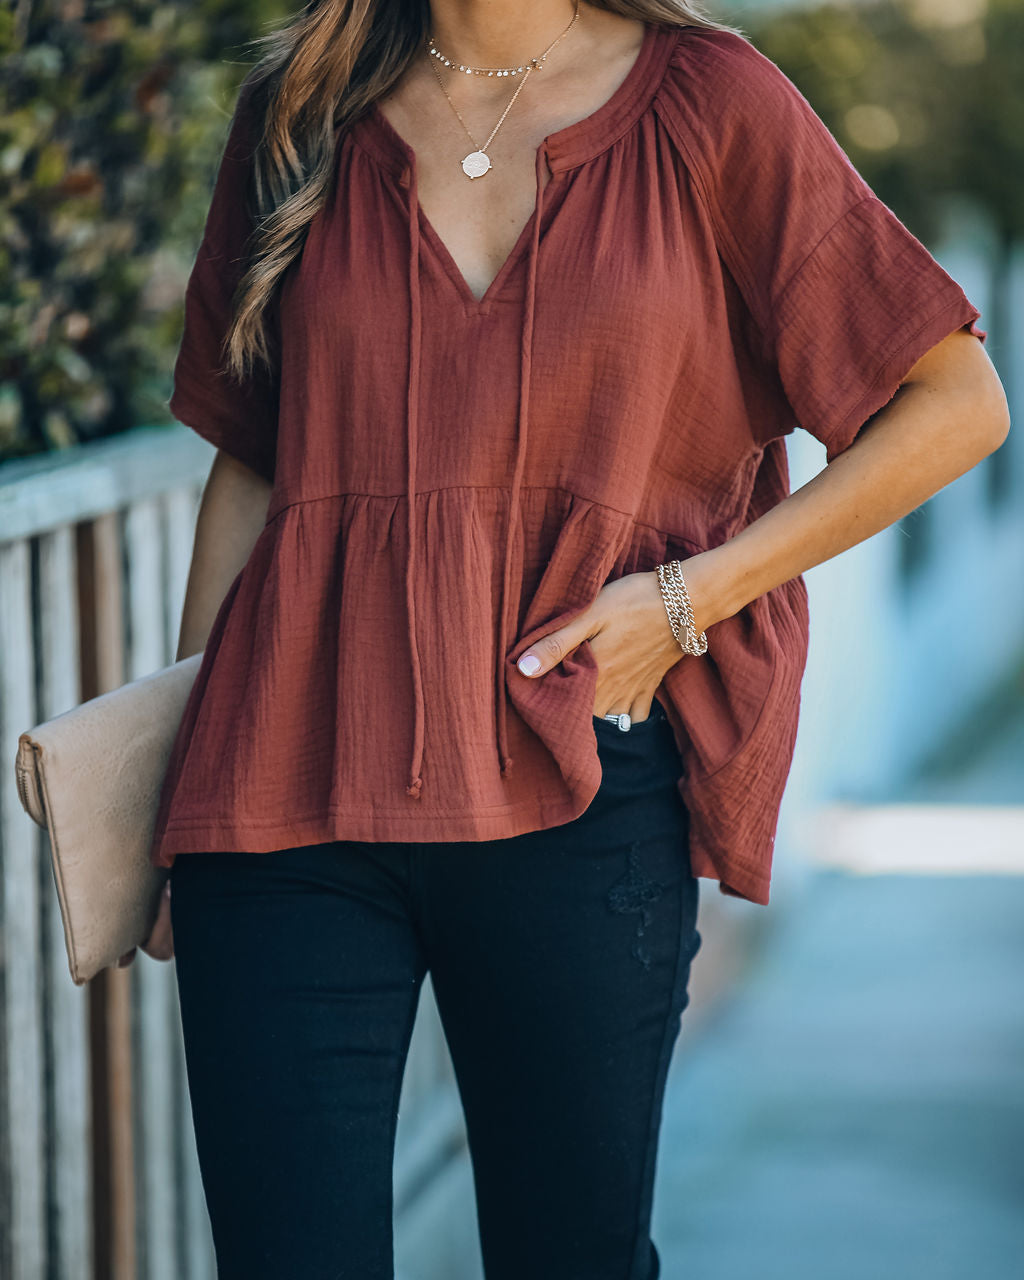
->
[150, 21, 982, 904]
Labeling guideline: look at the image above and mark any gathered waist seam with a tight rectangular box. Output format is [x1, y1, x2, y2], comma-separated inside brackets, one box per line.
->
[263, 483, 710, 547]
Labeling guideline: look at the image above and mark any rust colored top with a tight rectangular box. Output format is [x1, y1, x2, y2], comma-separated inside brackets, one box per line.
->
[150, 22, 981, 904]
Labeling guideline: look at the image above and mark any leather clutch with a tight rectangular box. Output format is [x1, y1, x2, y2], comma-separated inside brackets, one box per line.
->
[14, 651, 203, 985]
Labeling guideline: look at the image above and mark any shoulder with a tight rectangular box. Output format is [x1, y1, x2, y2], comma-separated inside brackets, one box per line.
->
[654, 25, 865, 216]
[656, 26, 809, 125]
[654, 25, 845, 169]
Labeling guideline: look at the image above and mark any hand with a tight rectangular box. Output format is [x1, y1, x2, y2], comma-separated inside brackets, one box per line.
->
[115, 879, 174, 970]
[515, 555, 719, 721]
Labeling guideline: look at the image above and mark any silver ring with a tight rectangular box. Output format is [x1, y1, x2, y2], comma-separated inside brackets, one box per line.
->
[600, 712, 632, 732]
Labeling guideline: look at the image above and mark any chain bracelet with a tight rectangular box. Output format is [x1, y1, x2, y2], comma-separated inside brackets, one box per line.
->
[655, 560, 708, 656]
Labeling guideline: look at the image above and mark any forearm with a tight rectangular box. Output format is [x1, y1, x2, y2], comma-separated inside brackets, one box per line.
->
[683, 331, 1010, 635]
[175, 449, 273, 660]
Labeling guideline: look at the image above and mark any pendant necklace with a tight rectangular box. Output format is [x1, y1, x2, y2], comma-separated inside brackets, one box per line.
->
[426, 0, 582, 179]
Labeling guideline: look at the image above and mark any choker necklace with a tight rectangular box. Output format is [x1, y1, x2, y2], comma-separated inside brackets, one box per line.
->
[426, 0, 582, 179]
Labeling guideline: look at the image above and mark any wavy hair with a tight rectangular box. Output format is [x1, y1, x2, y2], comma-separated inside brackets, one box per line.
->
[223, 0, 742, 381]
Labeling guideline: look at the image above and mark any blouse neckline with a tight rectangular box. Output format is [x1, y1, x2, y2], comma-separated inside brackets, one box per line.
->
[350, 20, 680, 176]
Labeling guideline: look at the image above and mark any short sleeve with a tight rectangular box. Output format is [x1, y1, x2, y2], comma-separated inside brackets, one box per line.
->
[168, 77, 280, 483]
[657, 29, 984, 465]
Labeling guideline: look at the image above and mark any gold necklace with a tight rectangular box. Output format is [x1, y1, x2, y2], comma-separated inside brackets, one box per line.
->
[426, 0, 582, 179]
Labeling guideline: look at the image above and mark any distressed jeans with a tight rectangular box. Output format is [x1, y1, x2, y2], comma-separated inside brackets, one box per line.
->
[170, 700, 702, 1280]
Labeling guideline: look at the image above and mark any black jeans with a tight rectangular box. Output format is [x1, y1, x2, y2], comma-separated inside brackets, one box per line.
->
[170, 702, 702, 1280]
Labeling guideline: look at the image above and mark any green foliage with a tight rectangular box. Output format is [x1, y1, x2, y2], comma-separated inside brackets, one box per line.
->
[745, 0, 1024, 247]
[1, 0, 290, 462]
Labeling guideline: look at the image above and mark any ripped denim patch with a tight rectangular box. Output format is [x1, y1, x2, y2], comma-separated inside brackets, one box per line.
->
[606, 840, 666, 971]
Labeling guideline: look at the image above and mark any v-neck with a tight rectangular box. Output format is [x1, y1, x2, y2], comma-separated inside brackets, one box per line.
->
[349, 21, 679, 313]
[413, 178, 557, 311]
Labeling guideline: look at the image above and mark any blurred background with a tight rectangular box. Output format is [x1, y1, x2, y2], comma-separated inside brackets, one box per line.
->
[0, 1, 1021, 1277]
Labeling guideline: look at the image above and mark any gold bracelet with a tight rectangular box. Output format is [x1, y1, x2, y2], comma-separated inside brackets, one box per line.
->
[655, 560, 708, 656]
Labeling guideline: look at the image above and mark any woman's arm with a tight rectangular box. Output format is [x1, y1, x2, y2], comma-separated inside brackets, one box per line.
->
[684, 327, 1010, 636]
[174, 448, 273, 660]
[125, 448, 272, 967]
[515, 328, 1010, 714]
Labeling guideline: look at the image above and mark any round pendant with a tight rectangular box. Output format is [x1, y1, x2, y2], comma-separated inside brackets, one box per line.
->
[461, 150, 491, 179]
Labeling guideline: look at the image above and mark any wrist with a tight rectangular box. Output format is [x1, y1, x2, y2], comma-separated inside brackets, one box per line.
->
[652, 548, 736, 640]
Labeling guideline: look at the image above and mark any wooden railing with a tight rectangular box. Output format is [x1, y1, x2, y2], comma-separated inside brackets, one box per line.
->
[0, 424, 472, 1279]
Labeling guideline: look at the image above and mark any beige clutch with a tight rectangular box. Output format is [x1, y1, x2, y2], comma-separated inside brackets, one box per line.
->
[14, 651, 203, 985]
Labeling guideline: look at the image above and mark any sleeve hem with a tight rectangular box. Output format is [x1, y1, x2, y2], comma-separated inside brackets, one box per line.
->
[168, 381, 276, 485]
[815, 293, 983, 466]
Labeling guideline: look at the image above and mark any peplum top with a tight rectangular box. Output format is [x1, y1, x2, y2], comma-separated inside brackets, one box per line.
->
[149, 22, 982, 904]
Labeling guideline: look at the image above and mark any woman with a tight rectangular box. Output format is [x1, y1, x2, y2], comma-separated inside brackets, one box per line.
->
[132, 0, 1008, 1275]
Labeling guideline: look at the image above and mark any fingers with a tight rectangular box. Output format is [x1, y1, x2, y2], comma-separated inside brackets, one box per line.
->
[139, 881, 175, 962]
[516, 575, 652, 679]
[112, 882, 174, 971]
[517, 616, 595, 678]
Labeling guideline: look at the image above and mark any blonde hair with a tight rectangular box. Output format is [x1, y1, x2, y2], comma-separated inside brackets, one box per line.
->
[224, 0, 742, 381]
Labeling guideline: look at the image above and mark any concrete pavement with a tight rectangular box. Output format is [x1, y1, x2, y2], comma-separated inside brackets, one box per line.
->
[654, 867, 1024, 1278]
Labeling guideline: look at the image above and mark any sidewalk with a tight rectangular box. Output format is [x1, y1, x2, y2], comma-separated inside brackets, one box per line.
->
[653, 699, 1024, 1279]
[655, 868, 1023, 1279]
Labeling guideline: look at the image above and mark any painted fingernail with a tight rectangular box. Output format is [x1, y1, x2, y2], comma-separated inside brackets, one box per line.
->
[518, 654, 542, 676]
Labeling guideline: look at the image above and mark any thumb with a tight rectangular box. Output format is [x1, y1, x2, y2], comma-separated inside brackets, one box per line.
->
[516, 616, 593, 678]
